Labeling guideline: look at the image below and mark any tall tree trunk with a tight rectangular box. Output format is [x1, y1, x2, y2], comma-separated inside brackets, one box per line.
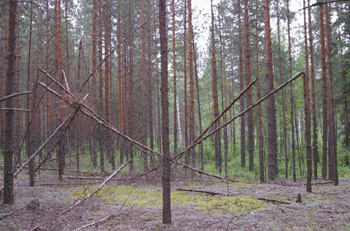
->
[218, 7, 228, 177]
[193, 41, 204, 171]
[211, 0, 222, 174]
[276, 1, 288, 179]
[255, 0, 264, 183]
[303, 0, 312, 193]
[91, 0, 98, 168]
[45, 0, 51, 141]
[54, 0, 65, 180]
[339, 33, 348, 148]
[183, 0, 189, 167]
[172, 0, 178, 156]
[159, 0, 171, 224]
[127, 4, 135, 173]
[308, 0, 318, 180]
[263, 0, 277, 181]
[98, 0, 104, 173]
[147, 0, 155, 168]
[26, 0, 35, 186]
[287, 0, 297, 182]
[3, 0, 18, 204]
[141, 0, 148, 171]
[117, 0, 124, 165]
[188, 0, 196, 177]
[319, 4, 328, 180]
[325, 1, 338, 185]
[238, 0, 245, 168]
[244, 0, 254, 172]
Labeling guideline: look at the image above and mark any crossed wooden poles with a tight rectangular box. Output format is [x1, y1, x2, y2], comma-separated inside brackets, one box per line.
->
[15, 67, 303, 231]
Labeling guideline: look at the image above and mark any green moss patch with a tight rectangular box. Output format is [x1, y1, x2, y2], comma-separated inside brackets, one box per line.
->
[71, 185, 266, 215]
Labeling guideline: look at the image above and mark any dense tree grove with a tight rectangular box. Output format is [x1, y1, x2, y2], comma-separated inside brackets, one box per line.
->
[1, 0, 350, 223]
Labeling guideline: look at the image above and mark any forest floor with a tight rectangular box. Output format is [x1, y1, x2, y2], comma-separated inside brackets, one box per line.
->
[1, 169, 350, 231]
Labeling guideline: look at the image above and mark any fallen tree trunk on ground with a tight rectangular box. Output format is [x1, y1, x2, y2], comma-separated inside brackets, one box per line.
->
[176, 188, 292, 205]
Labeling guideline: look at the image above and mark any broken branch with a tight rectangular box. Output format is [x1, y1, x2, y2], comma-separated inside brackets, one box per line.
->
[30, 160, 131, 231]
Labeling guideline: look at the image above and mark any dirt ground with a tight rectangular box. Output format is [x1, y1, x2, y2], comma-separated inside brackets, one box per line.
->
[1, 170, 350, 231]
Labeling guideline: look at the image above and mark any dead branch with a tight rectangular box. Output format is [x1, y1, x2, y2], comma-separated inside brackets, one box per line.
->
[30, 160, 131, 231]
[0, 91, 30, 103]
[177, 188, 228, 196]
[192, 77, 257, 146]
[299, 0, 350, 11]
[73, 214, 115, 231]
[14, 104, 81, 178]
[0, 108, 29, 112]
[173, 72, 304, 163]
[255, 197, 291, 205]
[61, 69, 70, 92]
[176, 188, 292, 204]
[37, 70, 238, 184]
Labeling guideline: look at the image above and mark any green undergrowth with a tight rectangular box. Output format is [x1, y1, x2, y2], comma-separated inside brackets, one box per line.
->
[70, 184, 266, 214]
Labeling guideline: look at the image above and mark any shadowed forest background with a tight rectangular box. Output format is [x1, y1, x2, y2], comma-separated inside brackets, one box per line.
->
[1, 0, 350, 229]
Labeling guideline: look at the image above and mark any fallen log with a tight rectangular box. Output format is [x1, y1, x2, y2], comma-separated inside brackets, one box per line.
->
[176, 188, 292, 205]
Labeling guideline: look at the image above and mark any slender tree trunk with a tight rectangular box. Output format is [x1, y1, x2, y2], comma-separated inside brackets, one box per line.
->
[264, 0, 277, 181]
[117, 0, 124, 165]
[26, 0, 35, 186]
[98, 0, 104, 173]
[3, 0, 18, 204]
[91, 0, 98, 168]
[287, 0, 297, 182]
[308, 0, 318, 180]
[141, 0, 148, 171]
[218, 8, 228, 177]
[255, 0, 264, 183]
[238, 0, 245, 168]
[183, 0, 189, 167]
[188, 0, 196, 177]
[147, 0, 154, 168]
[276, 1, 288, 179]
[325, 1, 338, 185]
[319, 4, 328, 180]
[303, 0, 312, 193]
[244, 0, 254, 172]
[159, 0, 171, 224]
[211, 0, 222, 174]
[172, 0, 178, 156]
[45, 0, 51, 142]
[193, 41, 204, 171]
[127, 5, 135, 173]
[339, 33, 349, 148]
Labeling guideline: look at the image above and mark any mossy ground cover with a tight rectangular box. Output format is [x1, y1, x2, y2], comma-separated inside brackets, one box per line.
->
[70, 184, 266, 215]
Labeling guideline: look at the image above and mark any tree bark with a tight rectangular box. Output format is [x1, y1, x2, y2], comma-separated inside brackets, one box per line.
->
[264, 0, 277, 181]
[172, 0, 178, 156]
[188, 0, 196, 177]
[308, 0, 318, 180]
[324, 1, 338, 185]
[303, 0, 312, 193]
[287, 0, 297, 182]
[159, 0, 171, 224]
[3, 0, 18, 204]
[319, 4, 328, 180]
[238, 0, 245, 169]
[276, 1, 288, 179]
[211, 0, 222, 174]
[244, 0, 254, 172]
[141, 0, 148, 171]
